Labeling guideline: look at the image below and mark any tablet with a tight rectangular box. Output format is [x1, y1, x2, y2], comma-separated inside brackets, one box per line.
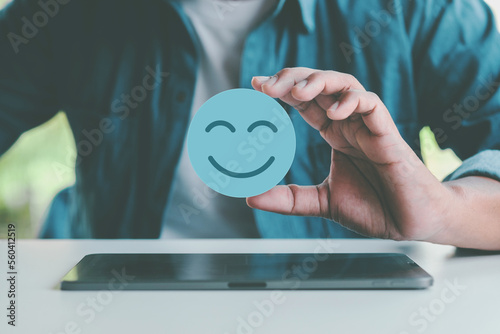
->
[60, 253, 433, 290]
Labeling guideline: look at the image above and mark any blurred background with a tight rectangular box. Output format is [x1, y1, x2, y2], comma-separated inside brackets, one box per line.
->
[0, 0, 499, 238]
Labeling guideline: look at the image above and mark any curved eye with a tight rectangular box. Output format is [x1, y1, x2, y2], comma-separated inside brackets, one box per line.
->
[247, 120, 278, 133]
[205, 120, 236, 133]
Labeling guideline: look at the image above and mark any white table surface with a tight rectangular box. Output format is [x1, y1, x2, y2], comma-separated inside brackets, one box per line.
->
[0, 239, 499, 334]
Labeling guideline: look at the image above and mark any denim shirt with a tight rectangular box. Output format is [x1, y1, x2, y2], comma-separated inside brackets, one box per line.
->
[1, 0, 499, 238]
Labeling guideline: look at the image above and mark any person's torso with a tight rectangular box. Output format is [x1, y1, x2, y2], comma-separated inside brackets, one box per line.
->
[47, 0, 421, 238]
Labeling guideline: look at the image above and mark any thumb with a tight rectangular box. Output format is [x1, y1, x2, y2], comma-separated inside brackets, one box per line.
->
[246, 184, 330, 218]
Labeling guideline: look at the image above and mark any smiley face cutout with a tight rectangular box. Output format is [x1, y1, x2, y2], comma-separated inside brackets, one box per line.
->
[187, 89, 296, 198]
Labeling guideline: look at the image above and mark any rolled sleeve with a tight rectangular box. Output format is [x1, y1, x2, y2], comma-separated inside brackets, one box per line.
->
[444, 150, 500, 182]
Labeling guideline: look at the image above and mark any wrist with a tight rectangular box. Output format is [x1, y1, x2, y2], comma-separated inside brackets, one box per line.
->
[419, 181, 462, 245]
[426, 176, 500, 249]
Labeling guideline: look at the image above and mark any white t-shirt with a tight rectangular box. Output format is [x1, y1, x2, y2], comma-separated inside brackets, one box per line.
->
[161, 0, 278, 238]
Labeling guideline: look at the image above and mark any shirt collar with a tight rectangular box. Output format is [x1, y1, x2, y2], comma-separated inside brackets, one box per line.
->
[167, 0, 317, 33]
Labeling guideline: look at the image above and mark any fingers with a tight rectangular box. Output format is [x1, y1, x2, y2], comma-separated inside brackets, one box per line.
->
[252, 68, 366, 132]
[252, 67, 316, 98]
[253, 68, 331, 131]
[253, 68, 396, 139]
[328, 90, 394, 137]
[246, 183, 330, 218]
[253, 68, 364, 99]
[290, 70, 365, 101]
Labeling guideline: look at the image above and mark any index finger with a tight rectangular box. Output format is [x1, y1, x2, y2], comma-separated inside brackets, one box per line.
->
[252, 67, 332, 131]
[290, 70, 365, 103]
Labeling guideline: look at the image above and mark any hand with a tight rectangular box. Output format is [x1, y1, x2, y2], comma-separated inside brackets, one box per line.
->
[247, 67, 456, 242]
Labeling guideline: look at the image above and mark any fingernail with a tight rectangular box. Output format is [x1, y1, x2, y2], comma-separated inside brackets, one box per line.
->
[263, 75, 278, 87]
[296, 80, 308, 89]
[253, 76, 270, 83]
[329, 101, 340, 112]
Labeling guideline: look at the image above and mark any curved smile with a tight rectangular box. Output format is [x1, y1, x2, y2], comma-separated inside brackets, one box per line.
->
[208, 156, 275, 178]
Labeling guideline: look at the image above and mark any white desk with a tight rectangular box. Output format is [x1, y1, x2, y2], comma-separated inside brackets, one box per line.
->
[0, 239, 499, 334]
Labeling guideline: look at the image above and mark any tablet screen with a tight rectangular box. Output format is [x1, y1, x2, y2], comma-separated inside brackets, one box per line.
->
[61, 253, 433, 290]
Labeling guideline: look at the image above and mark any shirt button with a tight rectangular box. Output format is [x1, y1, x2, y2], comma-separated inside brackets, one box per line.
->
[176, 91, 186, 103]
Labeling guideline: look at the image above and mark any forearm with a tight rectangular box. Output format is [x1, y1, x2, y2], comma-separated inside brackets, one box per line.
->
[430, 176, 500, 250]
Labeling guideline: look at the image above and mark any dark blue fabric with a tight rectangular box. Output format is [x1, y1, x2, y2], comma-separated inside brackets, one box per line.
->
[0, 0, 499, 238]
